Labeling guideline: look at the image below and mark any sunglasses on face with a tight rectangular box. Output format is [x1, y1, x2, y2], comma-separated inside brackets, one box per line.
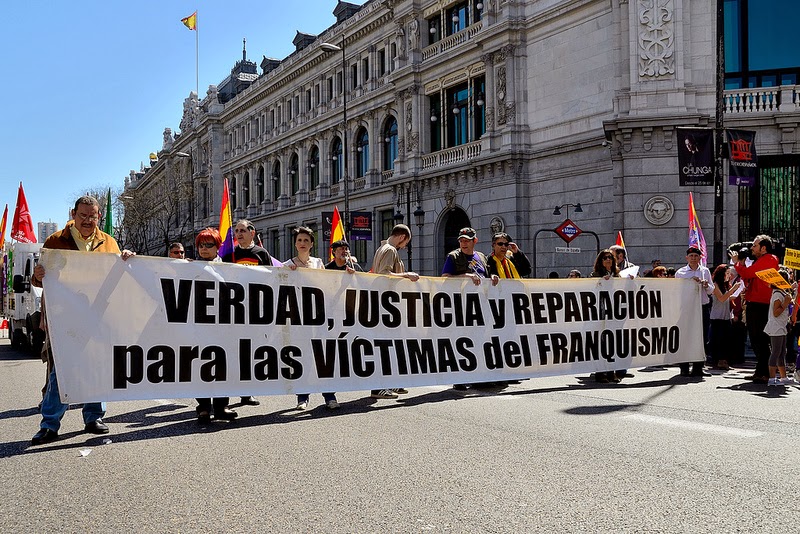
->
[495, 242, 509, 247]
[198, 243, 216, 249]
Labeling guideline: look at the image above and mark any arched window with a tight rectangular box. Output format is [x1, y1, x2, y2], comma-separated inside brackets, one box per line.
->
[230, 176, 237, 210]
[331, 137, 343, 184]
[308, 145, 320, 190]
[356, 128, 369, 178]
[382, 117, 398, 171]
[257, 166, 265, 203]
[272, 161, 281, 199]
[243, 171, 251, 206]
[289, 153, 300, 195]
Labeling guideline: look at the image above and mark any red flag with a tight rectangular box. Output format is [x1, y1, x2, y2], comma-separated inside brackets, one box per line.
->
[11, 182, 36, 243]
[615, 231, 625, 248]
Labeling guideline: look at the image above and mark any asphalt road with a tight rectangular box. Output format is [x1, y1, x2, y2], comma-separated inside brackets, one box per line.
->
[1, 337, 799, 533]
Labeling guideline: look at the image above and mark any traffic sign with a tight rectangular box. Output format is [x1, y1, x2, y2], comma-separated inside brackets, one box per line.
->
[554, 218, 582, 243]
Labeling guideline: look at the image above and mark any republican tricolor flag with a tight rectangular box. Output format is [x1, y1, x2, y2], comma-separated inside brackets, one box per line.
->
[218, 179, 235, 258]
[688, 192, 708, 266]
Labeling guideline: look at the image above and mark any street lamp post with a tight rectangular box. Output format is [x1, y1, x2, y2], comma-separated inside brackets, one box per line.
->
[320, 37, 350, 243]
[174, 151, 195, 256]
[552, 202, 583, 219]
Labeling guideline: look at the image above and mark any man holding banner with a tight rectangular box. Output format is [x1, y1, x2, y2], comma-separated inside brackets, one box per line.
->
[732, 235, 780, 383]
[30, 196, 134, 445]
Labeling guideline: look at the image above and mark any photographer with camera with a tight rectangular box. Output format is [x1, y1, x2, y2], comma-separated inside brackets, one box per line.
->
[731, 235, 780, 383]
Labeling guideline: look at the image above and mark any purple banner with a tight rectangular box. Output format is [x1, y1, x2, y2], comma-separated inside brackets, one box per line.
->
[726, 129, 758, 187]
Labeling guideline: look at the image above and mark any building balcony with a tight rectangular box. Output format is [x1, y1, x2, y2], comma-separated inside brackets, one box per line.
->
[421, 140, 483, 171]
[723, 85, 800, 114]
[422, 21, 483, 61]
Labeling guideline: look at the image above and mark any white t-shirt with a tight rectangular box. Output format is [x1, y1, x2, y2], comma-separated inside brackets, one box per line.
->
[763, 290, 789, 336]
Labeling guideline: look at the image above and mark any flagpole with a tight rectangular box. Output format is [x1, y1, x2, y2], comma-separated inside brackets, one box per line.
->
[195, 11, 199, 98]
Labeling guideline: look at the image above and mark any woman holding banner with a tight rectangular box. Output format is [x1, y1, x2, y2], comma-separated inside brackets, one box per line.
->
[589, 249, 625, 384]
[283, 227, 339, 410]
[193, 228, 238, 423]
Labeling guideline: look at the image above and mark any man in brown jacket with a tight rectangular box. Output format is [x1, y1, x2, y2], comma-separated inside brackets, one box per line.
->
[30, 195, 134, 445]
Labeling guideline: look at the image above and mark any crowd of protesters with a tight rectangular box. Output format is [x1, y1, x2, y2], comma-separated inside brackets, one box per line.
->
[26, 196, 799, 445]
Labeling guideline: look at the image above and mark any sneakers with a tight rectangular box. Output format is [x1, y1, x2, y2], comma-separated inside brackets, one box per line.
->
[780, 377, 797, 385]
[325, 399, 340, 410]
[795, 369, 800, 383]
[370, 389, 399, 399]
[296, 400, 309, 410]
[391, 388, 409, 394]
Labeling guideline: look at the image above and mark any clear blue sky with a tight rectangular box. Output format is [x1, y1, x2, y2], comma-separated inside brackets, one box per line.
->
[0, 1, 362, 232]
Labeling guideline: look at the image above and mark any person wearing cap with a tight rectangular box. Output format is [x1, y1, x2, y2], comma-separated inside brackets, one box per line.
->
[369, 224, 418, 399]
[442, 227, 499, 286]
[326, 239, 361, 272]
[487, 232, 531, 279]
[675, 246, 715, 377]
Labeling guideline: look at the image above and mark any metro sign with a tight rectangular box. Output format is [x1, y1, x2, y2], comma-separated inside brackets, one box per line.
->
[554, 218, 582, 243]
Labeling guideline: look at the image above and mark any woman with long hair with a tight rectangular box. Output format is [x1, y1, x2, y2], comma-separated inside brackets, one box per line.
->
[708, 265, 740, 370]
[590, 249, 623, 383]
[283, 227, 339, 410]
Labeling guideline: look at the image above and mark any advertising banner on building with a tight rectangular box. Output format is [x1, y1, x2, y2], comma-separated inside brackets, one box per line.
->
[677, 128, 714, 186]
[41, 250, 705, 403]
[349, 211, 372, 240]
[726, 129, 758, 186]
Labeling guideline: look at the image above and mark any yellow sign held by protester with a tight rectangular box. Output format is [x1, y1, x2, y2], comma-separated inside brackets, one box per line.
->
[755, 268, 792, 291]
[783, 247, 800, 270]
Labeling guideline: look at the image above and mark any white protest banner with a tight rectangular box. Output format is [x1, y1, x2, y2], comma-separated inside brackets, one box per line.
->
[41, 249, 705, 403]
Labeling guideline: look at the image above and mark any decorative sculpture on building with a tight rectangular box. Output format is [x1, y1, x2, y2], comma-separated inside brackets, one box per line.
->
[162, 128, 174, 151]
[179, 92, 199, 133]
[638, 0, 675, 78]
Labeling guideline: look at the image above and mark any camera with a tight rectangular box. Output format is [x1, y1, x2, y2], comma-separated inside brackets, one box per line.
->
[727, 242, 752, 261]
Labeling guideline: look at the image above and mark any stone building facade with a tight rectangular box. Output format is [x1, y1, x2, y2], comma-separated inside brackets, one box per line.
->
[122, 0, 800, 274]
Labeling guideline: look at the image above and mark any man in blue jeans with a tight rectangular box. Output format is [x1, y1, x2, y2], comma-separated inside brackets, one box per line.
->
[30, 195, 135, 445]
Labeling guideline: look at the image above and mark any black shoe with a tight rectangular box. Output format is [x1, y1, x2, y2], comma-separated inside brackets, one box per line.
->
[240, 396, 260, 406]
[691, 370, 712, 377]
[85, 419, 110, 434]
[215, 408, 238, 421]
[31, 428, 59, 445]
[196, 410, 211, 424]
[453, 384, 470, 391]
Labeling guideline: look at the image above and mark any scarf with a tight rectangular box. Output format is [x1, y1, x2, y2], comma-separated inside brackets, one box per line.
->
[490, 253, 520, 279]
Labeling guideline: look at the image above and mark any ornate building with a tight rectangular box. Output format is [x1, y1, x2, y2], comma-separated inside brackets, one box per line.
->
[122, 0, 800, 274]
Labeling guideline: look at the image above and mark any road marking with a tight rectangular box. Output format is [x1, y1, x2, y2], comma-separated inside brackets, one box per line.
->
[623, 413, 763, 438]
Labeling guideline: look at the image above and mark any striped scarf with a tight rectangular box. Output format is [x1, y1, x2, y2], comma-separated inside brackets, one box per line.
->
[490, 254, 520, 279]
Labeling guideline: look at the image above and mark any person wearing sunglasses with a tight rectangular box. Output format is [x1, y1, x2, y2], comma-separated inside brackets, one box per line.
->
[192, 228, 238, 423]
[167, 242, 186, 259]
[487, 232, 531, 280]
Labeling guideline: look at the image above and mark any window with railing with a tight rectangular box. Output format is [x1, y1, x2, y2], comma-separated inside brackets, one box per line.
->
[429, 74, 486, 151]
[724, 0, 800, 88]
